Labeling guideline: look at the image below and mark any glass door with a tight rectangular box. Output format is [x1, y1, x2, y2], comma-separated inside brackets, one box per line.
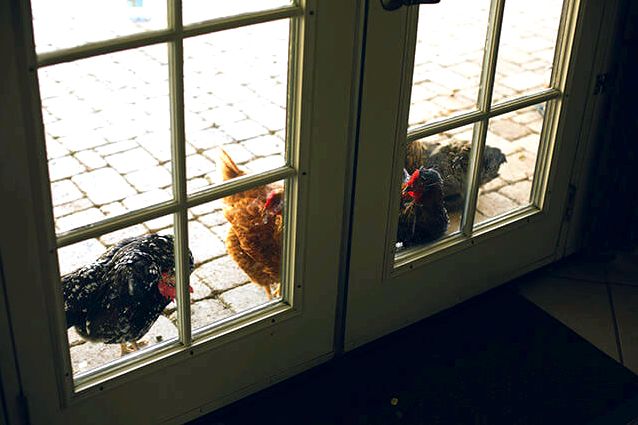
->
[1, 0, 359, 423]
[345, 0, 602, 350]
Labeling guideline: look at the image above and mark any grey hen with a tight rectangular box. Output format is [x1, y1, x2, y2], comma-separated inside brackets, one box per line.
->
[406, 139, 506, 211]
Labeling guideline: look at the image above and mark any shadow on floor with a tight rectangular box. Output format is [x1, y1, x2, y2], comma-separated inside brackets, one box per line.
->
[189, 286, 638, 425]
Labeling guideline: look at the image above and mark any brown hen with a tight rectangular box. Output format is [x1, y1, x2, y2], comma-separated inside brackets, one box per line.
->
[216, 149, 284, 300]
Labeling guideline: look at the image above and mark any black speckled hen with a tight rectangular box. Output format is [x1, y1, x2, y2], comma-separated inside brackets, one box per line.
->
[62, 234, 194, 355]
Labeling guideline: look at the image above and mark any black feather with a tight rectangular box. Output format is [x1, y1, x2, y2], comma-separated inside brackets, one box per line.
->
[62, 234, 194, 345]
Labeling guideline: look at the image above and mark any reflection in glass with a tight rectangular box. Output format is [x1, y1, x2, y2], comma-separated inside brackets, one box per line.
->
[189, 153, 284, 332]
[409, 1, 490, 129]
[59, 223, 192, 376]
[40, 45, 172, 234]
[184, 20, 289, 193]
[475, 103, 544, 224]
[492, 0, 563, 104]
[31, 0, 167, 54]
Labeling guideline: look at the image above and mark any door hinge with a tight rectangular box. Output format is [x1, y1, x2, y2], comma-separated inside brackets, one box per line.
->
[17, 393, 31, 425]
[563, 184, 577, 222]
[593, 73, 608, 95]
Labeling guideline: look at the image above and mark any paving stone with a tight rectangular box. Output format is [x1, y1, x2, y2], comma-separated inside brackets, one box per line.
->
[205, 143, 253, 166]
[197, 211, 226, 228]
[48, 155, 85, 181]
[188, 274, 213, 301]
[54, 198, 93, 219]
[499, 70, 548, 93]
[500, 180, 532, 204]
[408, 100, 447, 127]
[528, 119, 543, 133]
[74, 149, 107, 170]
[219, 283, 270, 313]
[500, 151, 537, 183]
[57, 238, 106, 276]
[244, 155, 285, 173]
[69, 315, 178, 375]
[242, 134, 284, 157]
[512, 110, 544, 125]
[235, 101, 286, 132]
[476, 191, 520, 218]
[145, 214, 174, 232]
[187, 178, 210, 193]
[139, 315, 179, 346]
[188, 220, 227, 265]
[56, 208, 106, 233]
[98, 224, 148, 246]
[480, 177, 507, 193]
[187, 154, 215, 179]
[67, 328, 85, 347]
[106, 147, 158, 174]
[45, 136, 69, 159]
[489, 118, 532, 141]
[50, 179, 83, 206]
[73, 168, 137, 205]
[69, 339, 122, 375]
[187, 128, 233, 151]
[125, 165, 173, 192]
[211, 221, 232, 241]
[135, 132, 174, 162]
[190, 199, 223, 216]
[53, 131, 109, 152]
[95, 140, 139, 157]
[515, 134, 540, 154]
[100, 201, 127, 218]
[194, 255, 249, 292]
[184, 298, 234, 331]
[220, 119, 269, 142]
[122, 189, 172, 211]
[198, 106, 247, 127]
[485, 132, 523, 156]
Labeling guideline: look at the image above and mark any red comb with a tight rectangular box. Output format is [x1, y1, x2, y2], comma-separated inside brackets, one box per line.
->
[406, 168, 420, 187]
[264, 191, 277, 210]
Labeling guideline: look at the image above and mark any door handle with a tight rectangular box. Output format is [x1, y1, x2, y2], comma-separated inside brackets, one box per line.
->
[381, 0, 440, 11]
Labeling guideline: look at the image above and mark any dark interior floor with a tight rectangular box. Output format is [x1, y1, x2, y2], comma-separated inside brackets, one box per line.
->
[189, 285, 638, 425]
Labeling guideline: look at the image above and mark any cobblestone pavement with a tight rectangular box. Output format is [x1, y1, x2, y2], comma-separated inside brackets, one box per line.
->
[33, 0, 563, 374]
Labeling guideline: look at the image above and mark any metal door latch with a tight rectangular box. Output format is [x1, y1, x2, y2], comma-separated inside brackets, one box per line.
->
[381, 0, 441, 11]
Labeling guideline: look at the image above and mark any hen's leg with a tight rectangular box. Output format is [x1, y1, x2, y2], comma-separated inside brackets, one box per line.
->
[120, 343, 133, 356]
[131, 340, 148, 350]
[272, 283, 281, 298]
[119, 341, 148, 356]
[263, 285, 273, 300]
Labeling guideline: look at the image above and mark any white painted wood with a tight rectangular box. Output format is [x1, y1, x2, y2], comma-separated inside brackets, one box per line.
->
[345, 0, 606, 351]
[0, 0, 360, 423]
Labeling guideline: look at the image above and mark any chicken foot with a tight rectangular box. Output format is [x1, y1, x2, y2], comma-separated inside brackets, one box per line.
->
[119, 340, 148, 356]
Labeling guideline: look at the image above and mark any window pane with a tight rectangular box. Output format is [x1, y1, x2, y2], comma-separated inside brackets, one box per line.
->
[59, 222, 187, 377]
[31, 0, 167, 54]
[182, 0, 293, 26]
[184, 20, 288, 194]
[40, 45, 173, 234]
[188, 180, 285, 334]
[398, 124, 482, 252]
[408, 1, 490, 129]
[492, 0, 564, 104]
[474, 103, 545, 224]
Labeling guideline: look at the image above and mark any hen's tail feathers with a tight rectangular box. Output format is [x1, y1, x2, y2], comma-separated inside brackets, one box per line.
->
[216, 148, 244, 181]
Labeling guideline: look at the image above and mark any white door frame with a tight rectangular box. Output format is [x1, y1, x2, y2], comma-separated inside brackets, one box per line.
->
[0, 0, 363, 423]
[345, 0, 611, 351]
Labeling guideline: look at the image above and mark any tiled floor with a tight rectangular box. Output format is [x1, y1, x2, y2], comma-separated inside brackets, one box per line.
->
[518, 247, 638, 374]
